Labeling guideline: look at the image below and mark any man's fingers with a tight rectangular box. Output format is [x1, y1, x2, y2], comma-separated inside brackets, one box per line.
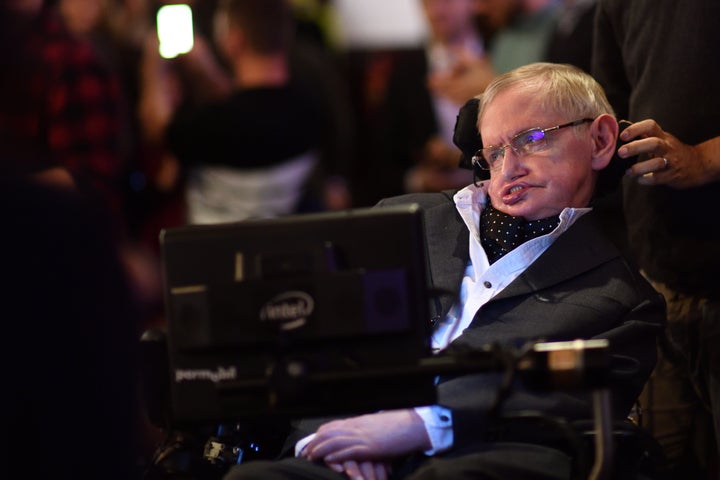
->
[620, 118, 663, 141]
[306, 437, 370, 462]
[342, 460, 366, 480]
[339, 460, 387, 480]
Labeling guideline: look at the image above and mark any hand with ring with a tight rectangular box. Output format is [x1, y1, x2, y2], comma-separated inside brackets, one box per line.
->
[616, 118, 720, 188]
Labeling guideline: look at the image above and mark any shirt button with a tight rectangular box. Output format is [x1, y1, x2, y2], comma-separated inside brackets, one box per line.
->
[483, 281, 492, 288]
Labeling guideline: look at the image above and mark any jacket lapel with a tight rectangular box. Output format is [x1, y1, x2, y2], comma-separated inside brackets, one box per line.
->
[491, 212, 620, 301]
[423, 200, 469, 317]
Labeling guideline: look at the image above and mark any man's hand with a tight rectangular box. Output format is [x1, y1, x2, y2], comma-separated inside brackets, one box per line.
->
[618, 119, 720, 188]
[303, 409, 430, 465]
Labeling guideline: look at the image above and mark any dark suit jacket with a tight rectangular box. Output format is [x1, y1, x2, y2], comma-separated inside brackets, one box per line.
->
[286, 190, 665, 456]
[379, 190, 665, 450]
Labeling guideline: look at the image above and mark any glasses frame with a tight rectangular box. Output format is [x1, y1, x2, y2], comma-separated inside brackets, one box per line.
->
[472, 118, 594, 171]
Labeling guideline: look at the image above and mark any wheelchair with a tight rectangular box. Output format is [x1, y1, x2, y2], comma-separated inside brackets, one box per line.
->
[138, 329, 670, 480]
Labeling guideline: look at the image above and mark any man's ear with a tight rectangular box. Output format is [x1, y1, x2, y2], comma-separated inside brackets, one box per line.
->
[590, 114, 619, 171]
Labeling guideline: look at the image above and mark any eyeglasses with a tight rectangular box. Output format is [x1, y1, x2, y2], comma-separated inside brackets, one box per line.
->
[472, 118, 594, 171]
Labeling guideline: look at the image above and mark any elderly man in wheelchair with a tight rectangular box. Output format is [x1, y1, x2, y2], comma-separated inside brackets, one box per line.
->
[145, 63, 669, 480]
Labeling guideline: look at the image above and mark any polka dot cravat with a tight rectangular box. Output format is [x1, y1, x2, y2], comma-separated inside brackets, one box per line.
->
[480, 202, 560, 264]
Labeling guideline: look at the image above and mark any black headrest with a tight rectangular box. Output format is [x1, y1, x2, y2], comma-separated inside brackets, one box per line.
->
[452, 97, 482, 171]
[452, 97, 489, 182]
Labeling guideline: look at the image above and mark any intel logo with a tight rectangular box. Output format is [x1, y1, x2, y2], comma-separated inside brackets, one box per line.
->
[259, 291, 314, 330]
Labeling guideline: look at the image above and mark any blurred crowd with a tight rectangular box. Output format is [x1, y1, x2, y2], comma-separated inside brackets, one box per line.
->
[0, 0, 595, 329]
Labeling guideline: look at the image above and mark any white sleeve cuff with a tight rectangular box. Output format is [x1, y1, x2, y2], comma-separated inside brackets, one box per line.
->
[294, 433, 316, 457]
[414, 405, 453, 455]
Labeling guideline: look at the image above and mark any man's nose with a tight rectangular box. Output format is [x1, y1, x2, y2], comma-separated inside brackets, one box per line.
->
[498, 147, 523, 178]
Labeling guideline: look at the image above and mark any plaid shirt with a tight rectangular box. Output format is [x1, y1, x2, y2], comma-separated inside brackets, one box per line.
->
[0, 10, 127, 225]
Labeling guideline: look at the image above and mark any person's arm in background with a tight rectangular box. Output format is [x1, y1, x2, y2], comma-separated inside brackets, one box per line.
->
[176, 34, 234, 103]
[136, 34, 190, 192]
[137, 35, 180, 145]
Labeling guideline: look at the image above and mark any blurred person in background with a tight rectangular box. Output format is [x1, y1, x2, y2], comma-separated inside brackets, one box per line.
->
[0, 1, 168, 463]
[1, 173, 142, 479]
[288, 0, 357, 211]
[428, 0, 595, 107]
[476, 0, 560, 75]
[402, 0, 485, 194]
[361, 0, 563, 202]
[363, 0, 482, 203]
[138, 0, 352, 224]
[593, 1, 720, 477]
[0, 0, 166, 319]
[0, 0, 129, 234]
